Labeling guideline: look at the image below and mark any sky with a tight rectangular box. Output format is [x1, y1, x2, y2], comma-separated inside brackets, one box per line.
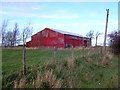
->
[0, 2, 118, 46]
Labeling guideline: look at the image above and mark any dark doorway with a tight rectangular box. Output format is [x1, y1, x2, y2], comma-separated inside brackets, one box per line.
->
[84, 40, 87, 47]
[65, 44, 72, 48]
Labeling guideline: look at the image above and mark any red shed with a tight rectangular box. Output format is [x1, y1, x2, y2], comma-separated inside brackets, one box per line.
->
[26, 28, 91, 48]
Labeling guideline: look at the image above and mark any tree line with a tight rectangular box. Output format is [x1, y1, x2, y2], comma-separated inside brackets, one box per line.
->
[0, 20, 32, 47]
[1, 20, 19, 47]
[86, 29, 120, 54]
[1, 19, 119, 49]
[86, 30, 101, 46]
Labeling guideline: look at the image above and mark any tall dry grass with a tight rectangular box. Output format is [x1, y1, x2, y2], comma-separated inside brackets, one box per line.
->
[9, 48, 118, 88]
[32, 70, 62, 88]
[67, 58, 76, 68]
[14, 78, 27, 88]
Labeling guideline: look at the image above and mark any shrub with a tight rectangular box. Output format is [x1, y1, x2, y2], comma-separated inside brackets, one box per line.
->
[108, 30, 120, 54]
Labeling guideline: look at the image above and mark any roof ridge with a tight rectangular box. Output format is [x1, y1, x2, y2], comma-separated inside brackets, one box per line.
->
[47, 28, 84, 37]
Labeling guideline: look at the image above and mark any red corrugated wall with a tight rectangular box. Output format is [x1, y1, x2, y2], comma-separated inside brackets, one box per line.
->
[64, 34, 83, 47]
[26, 28, 65, 48]
[26, 28, 91, 48]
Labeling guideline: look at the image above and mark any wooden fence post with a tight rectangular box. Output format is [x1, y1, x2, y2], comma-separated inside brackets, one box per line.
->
[71, 46, 74, 59]
[22, 44, 26, 75]
[54, 47, 57, 59]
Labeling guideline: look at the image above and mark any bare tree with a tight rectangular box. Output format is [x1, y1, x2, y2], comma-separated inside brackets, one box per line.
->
[22, 23, 33, 75]
[12, 23, 20, 46]
[4, 31, 13, 47]
[95, 32, 101, 46]
[1, 20, 8, 47]
[86, 30, 94, 46]
[1, 21, 21, 47]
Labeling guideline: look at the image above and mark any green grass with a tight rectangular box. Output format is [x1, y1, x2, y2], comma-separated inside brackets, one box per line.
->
[2, 48, 119, 88]
[2, 49, 84, 75]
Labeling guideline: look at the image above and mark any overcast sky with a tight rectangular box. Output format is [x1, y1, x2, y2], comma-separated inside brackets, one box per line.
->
[0, 2, 118, 46]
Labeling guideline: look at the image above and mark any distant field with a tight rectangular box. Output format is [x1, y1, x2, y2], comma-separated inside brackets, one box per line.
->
[2, 48, 119, 88]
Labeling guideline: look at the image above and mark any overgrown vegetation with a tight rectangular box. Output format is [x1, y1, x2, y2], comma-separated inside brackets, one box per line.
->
[108, 30, 120, 54]
[2, 48, 118, 88]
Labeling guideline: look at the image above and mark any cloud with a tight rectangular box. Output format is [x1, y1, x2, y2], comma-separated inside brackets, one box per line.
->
[95, 20, 117, 26]
[0, 5, 81, 19]
[109, 21, 118, 25]
[81, 22, 92, 26]
[32, 7, 39, 10]
[67, 22, 92, 27]
[38, 14, 80, 19]
[95, 22, 105, 25]
[0, 11, 8, 15]
[0, 0, 119, 2]
[1, 10, 80, 19]
[30, 24, 51, 28]
[30, 22, 92, 29]
[8, 20, 17, 23]
[90, 13, 97, 17]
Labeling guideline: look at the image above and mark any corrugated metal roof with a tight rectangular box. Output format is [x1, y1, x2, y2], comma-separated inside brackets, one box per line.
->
[48, 28, 84, 37]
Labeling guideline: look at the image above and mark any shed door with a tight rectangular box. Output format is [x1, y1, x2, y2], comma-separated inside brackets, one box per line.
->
[84, 40, 87, 47]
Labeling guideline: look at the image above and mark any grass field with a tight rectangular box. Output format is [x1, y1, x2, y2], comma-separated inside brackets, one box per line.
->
[2, 49, 83, 74]
[2, 48, 119, 88]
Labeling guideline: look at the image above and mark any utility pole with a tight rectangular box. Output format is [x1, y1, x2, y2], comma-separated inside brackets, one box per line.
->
[103, 9, 109, 51]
